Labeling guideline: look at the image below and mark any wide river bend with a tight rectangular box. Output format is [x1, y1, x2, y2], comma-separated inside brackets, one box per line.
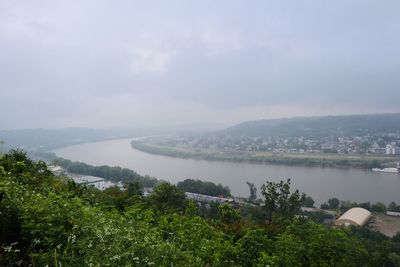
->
[54, 138, 400, 205]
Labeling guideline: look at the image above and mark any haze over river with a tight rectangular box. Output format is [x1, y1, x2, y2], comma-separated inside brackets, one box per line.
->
[54, 138, 400, 205]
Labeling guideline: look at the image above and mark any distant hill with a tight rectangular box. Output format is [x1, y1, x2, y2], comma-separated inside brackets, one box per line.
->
[224, 113, 400, 138]
[0, 128, 143, 151]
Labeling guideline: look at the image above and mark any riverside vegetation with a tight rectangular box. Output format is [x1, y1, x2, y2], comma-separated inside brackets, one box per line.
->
[131, 140, 395, 169]
[1, 150, 400, 266]
[130, 114, 400, 170]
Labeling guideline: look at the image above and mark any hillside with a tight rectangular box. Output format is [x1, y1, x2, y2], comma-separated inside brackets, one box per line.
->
[224, 113, 400, 138]
[1, 150, 400, 266]
[0, 128, 143, 151]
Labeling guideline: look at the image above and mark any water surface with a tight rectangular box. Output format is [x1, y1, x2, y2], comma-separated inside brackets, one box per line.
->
[54, 138, 400, 205]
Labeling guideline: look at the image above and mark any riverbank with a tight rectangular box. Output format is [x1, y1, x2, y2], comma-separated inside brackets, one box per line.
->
[131, 140, 400, 170]
[53, 138, 400, 204]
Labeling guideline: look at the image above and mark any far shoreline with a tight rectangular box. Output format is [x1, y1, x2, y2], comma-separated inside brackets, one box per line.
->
[131, 140, 400, 171]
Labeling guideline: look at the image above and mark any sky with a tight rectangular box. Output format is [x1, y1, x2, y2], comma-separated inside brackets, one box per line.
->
[1, 0, 400, 130]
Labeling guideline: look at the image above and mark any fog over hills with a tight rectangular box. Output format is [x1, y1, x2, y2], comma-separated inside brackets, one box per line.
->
[2, 113, 400, 152]
[0, 128, 142, 151]
[224, 113, 400, 138]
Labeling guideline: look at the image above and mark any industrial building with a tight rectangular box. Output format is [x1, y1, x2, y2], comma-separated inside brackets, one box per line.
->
[335, 207, 372, 227]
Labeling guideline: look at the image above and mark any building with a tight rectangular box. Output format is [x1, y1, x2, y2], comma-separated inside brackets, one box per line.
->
[386, 145, 400, 155]
[386, 211, 400, 217]
[185, 192, 233, 204]
[335, 207, 372, 227]
[72, 175, 122, 190]
[48, 165, 65, 175]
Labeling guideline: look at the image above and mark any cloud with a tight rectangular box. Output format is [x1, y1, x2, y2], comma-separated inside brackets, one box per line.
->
[129, 47, 172, 75]
[1, 0, 400, 130]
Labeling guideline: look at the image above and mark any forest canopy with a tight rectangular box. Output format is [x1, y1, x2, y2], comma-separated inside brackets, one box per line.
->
[1, 150, 400, 266]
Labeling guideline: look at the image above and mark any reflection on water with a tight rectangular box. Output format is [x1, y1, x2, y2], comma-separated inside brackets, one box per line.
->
[54, 138, 400, 205]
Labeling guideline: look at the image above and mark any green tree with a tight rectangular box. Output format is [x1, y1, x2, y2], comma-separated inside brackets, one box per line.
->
[359, 201, 371, 211]
[393, 232, 400, 243]
[301, 195, 315, 208]
[0, 140, 4, 155]
[100, 186, 129, 210]
[218, 203, 240, 224]
[185, 200, 199, 217]
[340, 200, 358, 212]
[126, 181, 143, 196]
[261, 179, 304, 222]
[328, 197, 340, 209]
[371, 202, 387, 213]
[389, 202, 399, 212]
[177, 179, 231, 197]
[149, 182, 186, 211]
[237, 229, 271, 266]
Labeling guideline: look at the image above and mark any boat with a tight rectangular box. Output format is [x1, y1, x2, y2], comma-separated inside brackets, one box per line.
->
[372, 162, 400, 174]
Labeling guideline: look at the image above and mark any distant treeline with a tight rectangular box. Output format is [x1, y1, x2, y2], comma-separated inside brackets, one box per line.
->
[38, 152, 159, 187]
[177, 179, 231, 197]
[131, 141, 390, 169]
[321, 197, 400, 213]
[249, 155, 386, 169]
[224, 113, 400, 138]
[40, 152, 233, 195]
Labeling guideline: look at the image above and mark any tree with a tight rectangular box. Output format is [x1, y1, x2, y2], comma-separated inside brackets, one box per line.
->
[320, 203, 329, 209]
[218, 203, 240, 224]
[237, 229, 272, 266]
[321, 197, 341, 210]
[185, 200, 198, 217]
[126, 181, 143, 197]
[359, 202, 371, 211]
[340, 200, 358, 212]
[371, 202, 386, 213]
[328, 198, 340, 209]
[100, 186, 129, 210]
[301, 195, 315, 208]
[0, 140, 4, 154]
[393, 232, 400, 243]
[177, 179, 231, 197]
[388, 202, 399, 212]
[261, 179, 304, 222]
[149, 182, 186, 211]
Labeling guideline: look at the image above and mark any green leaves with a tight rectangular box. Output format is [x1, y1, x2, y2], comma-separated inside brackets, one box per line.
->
[261, 178, 303, 222]
[1, 150, 400, 266]
[177, 179, 231, 197]
[148, 182, 186, 211]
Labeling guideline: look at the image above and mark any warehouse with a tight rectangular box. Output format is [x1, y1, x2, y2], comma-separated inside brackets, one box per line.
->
[335, 207, 372, 227]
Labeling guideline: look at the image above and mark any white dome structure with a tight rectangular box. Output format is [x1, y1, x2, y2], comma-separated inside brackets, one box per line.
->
[335, 207, 372, 227]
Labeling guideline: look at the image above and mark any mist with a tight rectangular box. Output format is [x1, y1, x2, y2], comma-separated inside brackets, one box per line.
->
[1, 0, 400, 130]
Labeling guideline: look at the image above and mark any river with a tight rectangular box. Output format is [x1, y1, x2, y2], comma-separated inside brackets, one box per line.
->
[54, 138, 400, 205]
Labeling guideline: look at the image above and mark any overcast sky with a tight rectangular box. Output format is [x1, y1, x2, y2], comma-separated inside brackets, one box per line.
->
[1, 0, 400, 130]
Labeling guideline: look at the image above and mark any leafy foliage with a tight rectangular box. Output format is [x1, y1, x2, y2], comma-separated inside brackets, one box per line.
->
[149, 182, 186, 211]
[177, 179, 231, 197]
[1, 150, 400, 266]
[53, 155, 159, 187]
[261, 179, 305, 222]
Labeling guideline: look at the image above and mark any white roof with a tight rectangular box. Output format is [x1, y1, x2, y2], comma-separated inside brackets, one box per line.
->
[73, 175, 104, 184]
[386, 211, 400, 217]
[336, 207, 372, 227]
